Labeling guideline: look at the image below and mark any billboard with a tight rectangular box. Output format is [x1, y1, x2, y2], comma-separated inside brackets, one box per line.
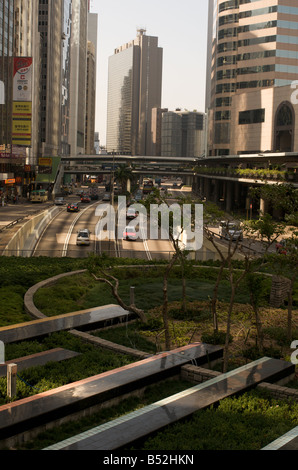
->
[12, 58, 32, 146]
[13, 57, 32, 102]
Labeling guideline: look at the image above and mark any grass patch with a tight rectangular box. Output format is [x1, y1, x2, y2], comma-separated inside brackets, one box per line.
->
[33, 272, 252, 317]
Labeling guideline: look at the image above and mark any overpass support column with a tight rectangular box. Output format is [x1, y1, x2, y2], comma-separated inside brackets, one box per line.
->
[204, 177, 211, 201]
[185, 175, 192, 186]
[234, 182, 240, 212]
[260, 197, 268, 215]
[213, 179, 219, 204]
[192, 176, 199, 195]
[225, 181, 233, 213]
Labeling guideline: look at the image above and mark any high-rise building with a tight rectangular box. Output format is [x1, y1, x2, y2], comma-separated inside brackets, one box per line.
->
[206, 0, 298, 156]
[151, 107, 168, 156]
[106, 29, 163, 156]
[69, 0, 88, 156]
[161, 109, 205, 158]
[14, 0, 41, 165]
[85, 40, 96, 154]
[38, 0, 65, 157]
[85, 10, 98, 154]
[0, 0, 14, 148]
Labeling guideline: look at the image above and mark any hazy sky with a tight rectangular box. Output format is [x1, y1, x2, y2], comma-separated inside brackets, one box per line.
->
[90, 0, 209, 146]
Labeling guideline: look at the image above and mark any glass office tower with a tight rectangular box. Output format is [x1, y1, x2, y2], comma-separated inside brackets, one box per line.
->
[106, 46, 135, 155]
[106, 29, 163, 156]
[206, 0, 298, 156]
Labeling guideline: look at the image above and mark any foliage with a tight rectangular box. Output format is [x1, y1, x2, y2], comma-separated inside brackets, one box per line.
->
[0, 332, 136, 405]
[137, 389, 298, 450]
[201, 330, 231, 345]
[249, 183, 298, 226]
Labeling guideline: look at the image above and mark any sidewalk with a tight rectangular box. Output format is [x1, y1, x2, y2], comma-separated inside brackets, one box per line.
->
[0, 201, 53, 254]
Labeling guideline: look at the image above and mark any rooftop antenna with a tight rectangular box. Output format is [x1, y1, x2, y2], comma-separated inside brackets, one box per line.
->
[137, 28, 146, 36]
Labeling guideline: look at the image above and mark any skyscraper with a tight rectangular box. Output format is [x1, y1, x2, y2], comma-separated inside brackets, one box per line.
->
[38, 0, 65, 157]
[206, 0, 298, 156]
[0, 0, 14, 147]
[85, 10, 98, 154]
[106, 29, 163, 156]
[161, 110, 205, 158]
[69, 0, 88, 156]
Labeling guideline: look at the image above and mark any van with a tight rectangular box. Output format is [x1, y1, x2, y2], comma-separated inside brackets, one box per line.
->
[76, 228, 91, 246]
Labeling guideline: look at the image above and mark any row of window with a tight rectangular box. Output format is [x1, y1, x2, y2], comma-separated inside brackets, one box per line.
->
[215, 108, 265, 124]
[219, 0, 264, 13]
[216, 79, 274, 94]
[218, 35, 277, 53]
[217, 48, 298, 68]
[219, 4, 298, 27]
[219, 18, 298, 40]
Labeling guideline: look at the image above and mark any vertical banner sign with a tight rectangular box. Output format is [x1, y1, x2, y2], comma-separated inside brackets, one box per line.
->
[12, 57, 32, 146]
[0, 81, 4, 104]
[13, 57, 32, 101]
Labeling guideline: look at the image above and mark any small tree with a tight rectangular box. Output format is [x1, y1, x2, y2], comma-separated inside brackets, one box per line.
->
[264, 233, 298, 341]
[115, 164, 133, 194]
[86, 255, 147, 324]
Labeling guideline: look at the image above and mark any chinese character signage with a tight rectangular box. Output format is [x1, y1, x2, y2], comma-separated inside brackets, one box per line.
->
[12, 58, 32, 146]
[13, 57, 32, 102]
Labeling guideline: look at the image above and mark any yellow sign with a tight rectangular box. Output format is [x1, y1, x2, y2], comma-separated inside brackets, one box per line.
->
[12, 100, 32, 146]
[12, 119, 32, 146]
[13, 101, 32, 116]
[5, 179, 16, 184]
[38, 157, 52, 166]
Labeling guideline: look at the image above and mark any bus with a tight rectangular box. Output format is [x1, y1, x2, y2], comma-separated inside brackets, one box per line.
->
[30, 189, 48, 202]
[143, 178, 154, 194]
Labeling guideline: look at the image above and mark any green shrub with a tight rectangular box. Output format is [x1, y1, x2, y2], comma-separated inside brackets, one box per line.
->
[201, 330, 232, 345]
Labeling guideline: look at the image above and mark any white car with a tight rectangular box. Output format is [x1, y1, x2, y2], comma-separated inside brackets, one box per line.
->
[219, 221, 243, 241]
[76, 228, 91, 246]
[54, 197, 65, 205]
[127, 207, 139, 219]
[123, 226, 137, 241]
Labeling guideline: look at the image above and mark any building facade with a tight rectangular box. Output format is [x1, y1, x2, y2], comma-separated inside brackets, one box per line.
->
[106, 29, 163, 156]
[206, 0, 298, 156]
[85, 11, 98, 155]
[161, 109, 205, 158]
[85, 40, 96, 154]
[0, 0, 14, 149]
[69, 0, 88, 156]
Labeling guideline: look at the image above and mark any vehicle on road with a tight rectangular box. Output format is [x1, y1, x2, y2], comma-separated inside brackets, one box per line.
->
[76, 228, 91, 246]
[54, 197, 65, 205]
[30, 189, 48, 202]
[135, 192, 142, 201]
[102, 193, 111, 201]
[143, 178, 154, 194]
[81, 194, 91, 203]
[127, 207, 139, 219]
[67, 202, 80, 212]
[219, 221, 243, 241]
[90, 187, 99, 200]
[123, 226, 137, 241]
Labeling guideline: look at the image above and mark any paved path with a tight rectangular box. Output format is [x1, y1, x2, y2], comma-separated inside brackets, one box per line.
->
[43, 356, 295, 450]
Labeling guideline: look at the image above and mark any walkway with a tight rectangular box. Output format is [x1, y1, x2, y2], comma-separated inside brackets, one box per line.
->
[0, 343, 223, 443]
[262, 426, 298, 450]
[43, 356, 295, 450]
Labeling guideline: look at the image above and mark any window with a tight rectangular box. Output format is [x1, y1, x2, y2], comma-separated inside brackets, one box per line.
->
[239, 108, 265, 125]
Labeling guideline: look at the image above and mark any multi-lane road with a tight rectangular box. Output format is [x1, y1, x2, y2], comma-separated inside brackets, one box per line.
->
[0, 182, 269, 260]
[32, 186, 177, 260]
